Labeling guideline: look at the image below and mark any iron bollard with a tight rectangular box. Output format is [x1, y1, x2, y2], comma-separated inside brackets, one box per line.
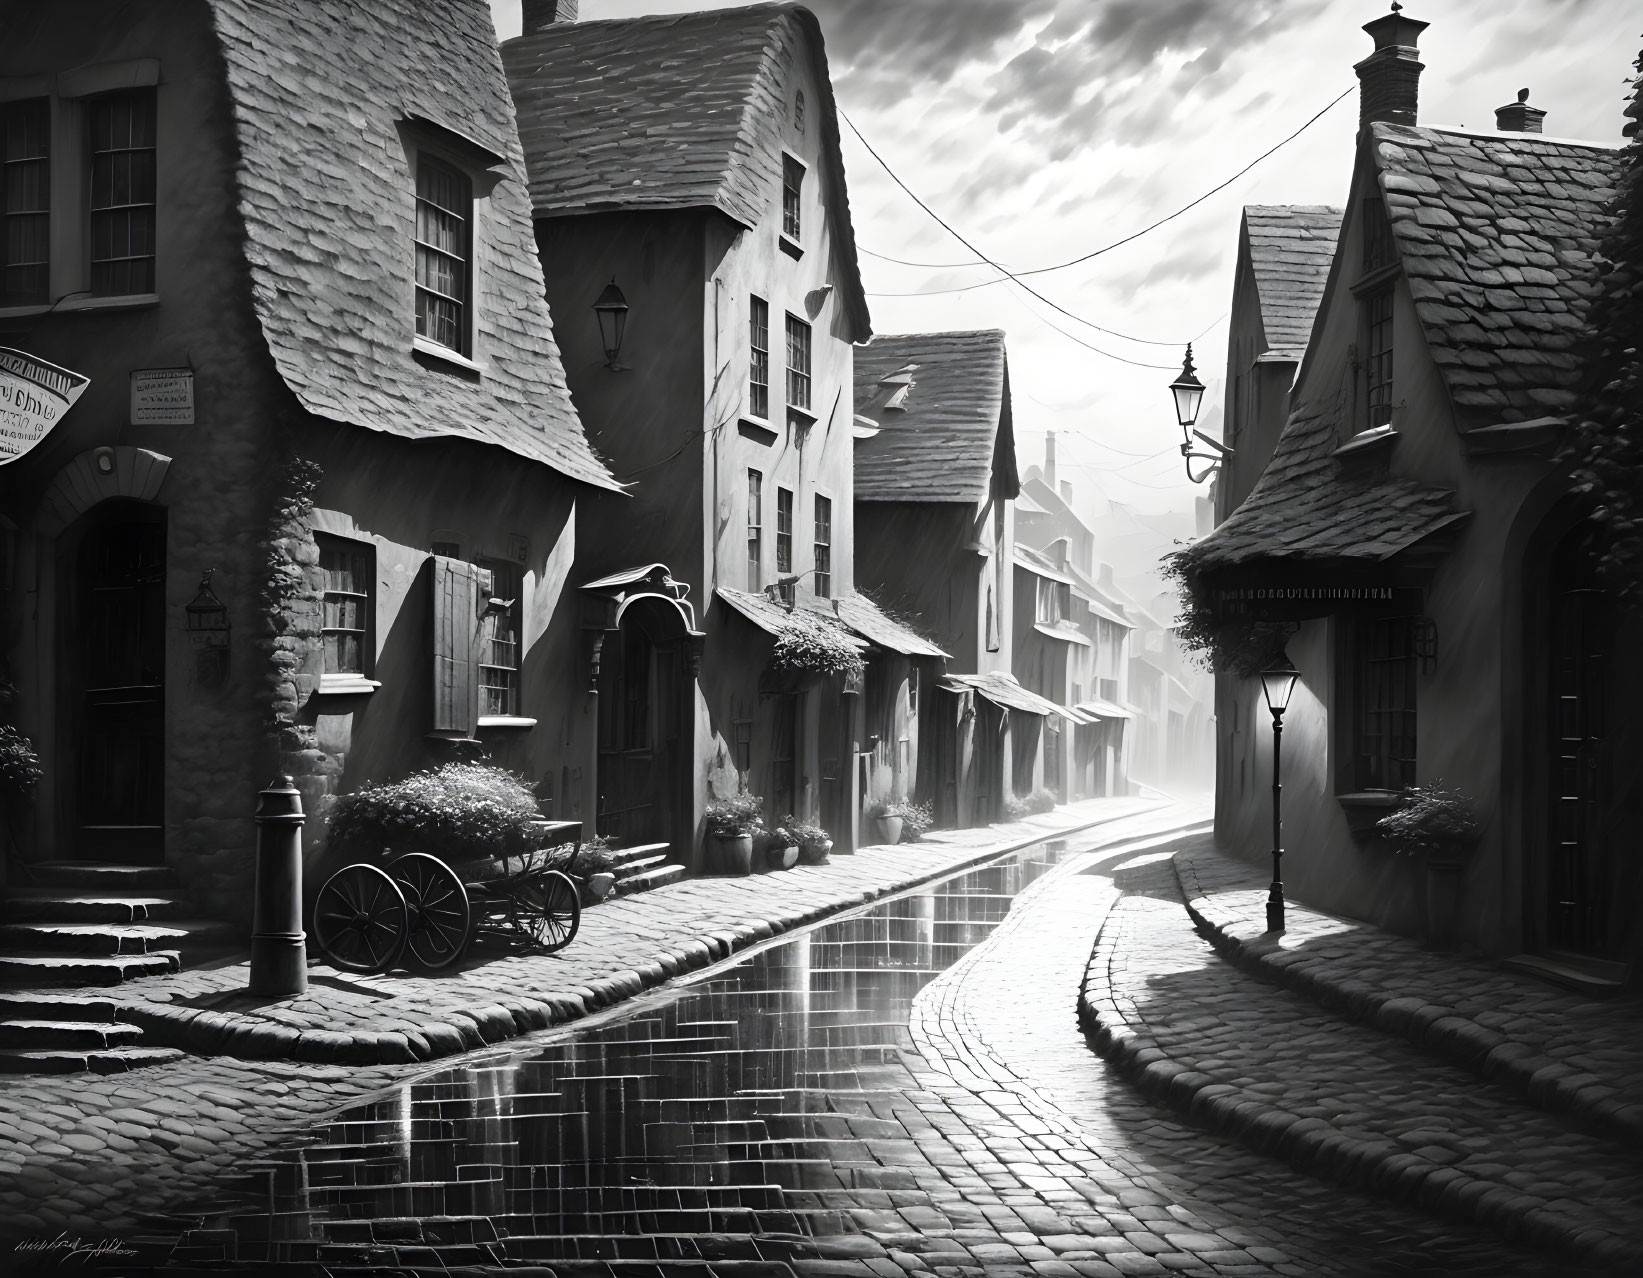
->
[250, 775, 308, 996]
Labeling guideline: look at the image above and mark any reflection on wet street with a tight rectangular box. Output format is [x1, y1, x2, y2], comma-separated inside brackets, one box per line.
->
[163, 847, 1068, 1271]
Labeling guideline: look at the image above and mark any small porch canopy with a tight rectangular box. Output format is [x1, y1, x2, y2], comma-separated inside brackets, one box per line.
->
[715, 587, 869, 652]
[1075, 698, 1133, 722]
[831, 593, 949, 659]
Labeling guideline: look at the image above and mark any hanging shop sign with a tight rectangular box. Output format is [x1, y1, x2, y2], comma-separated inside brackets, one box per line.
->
[130, 367, 194, 425]
[0, 346, 90, 467]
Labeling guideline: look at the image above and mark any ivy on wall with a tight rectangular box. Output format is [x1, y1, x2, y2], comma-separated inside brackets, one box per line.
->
[1161, 549, 1295, 677]
[1561, 47, 1643, 606]
[259, 456, 324, 740]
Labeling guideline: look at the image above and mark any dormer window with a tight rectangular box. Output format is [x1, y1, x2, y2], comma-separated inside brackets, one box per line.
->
[414, 154, 471, 356]
[781, 153, 804, 242]
[1365, 286, 1394, 427]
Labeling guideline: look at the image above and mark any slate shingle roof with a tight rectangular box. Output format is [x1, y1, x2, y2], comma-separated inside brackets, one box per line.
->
[854, 331, 1018, 504]
[1373, 122, 1620, 424]
[832, 594, 948, 659]
[501, 3, 869, 340]
[208, 0, 618, 491]
[1244, 205, 1342, 360]
[1177, 390, 1468, 575]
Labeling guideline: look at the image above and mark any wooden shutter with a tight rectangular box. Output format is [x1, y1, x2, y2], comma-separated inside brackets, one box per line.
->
[431, 555, 479, 737]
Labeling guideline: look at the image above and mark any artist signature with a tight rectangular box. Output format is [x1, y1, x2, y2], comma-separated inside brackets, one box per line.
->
[12, 1233, 138, 1263]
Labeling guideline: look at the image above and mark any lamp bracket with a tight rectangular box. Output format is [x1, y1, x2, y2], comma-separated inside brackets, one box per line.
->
[1192, 430, 1235, 456]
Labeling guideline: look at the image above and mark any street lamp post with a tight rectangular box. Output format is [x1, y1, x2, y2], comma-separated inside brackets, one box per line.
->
[1169, 344, 1234, 484]
[1259, 648, 1301, 934]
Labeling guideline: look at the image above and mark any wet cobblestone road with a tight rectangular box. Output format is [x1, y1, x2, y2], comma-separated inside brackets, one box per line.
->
[11, 830, 1596, 1276]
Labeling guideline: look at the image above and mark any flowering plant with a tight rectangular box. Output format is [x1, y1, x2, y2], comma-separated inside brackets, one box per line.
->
[0, 723, 42, 801]
[326, 763, 539, 862]
[770, 610, 865, 679]
[1376, 782, 1483, 856]
[705, 793, 765, 838]
[783, 816, 830, 846]
[899, 801, 935, 842]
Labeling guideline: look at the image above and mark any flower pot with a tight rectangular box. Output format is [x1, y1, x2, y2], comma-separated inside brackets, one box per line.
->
[867, 815, 903, 846]
[798, 839, 832, 865]
[705, 832, 753, 876]
[1424, 845, 1473, 949]
[584, 871, 616, 903]
[765, 842, 799, 871]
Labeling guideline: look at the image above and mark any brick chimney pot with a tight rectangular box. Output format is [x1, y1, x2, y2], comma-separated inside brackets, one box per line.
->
[1356, 5, 1428, 133]
[1495, 88, 1547, 133]
[522, 0, 578, 35]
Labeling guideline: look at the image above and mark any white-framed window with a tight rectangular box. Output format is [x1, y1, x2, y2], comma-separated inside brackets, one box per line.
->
[317, 533, 375, 688]
[781, 153, 804, 241]
[0, 64, 163, 312]
[1, 97, 50, 306]
[785, 312, 811, 419]
[477, 559, 521, 719]
[813, 494, 831, 599]
[747, 468, 763, 590]
[776, 486, 794, 604]
[414, 153, 472, 356]
[88, 90, 156, 296]
[749, 295, 769, 420]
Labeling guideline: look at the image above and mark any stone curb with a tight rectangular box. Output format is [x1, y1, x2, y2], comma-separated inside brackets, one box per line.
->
[1076, 900, 1640, 1271]
[1172, 850, 1643, 1151]
[122, 805, 1206, 1069]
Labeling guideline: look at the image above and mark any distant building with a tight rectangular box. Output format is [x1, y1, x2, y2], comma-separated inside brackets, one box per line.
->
[1182, 9, 1639, 984]
[854, 330, 1022, 827]
[504, 3, 934, 861]
[0, 0, 616, 925]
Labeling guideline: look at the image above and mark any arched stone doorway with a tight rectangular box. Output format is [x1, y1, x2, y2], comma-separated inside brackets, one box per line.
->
[582, 566, 703, 854]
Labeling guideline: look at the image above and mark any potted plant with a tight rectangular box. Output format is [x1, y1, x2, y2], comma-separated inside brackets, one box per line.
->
[703, 793, 763, 876]
[898, 801, 933, 845]
[784, 816, 832, 864]
[864, 799, 903, 846]
[1376, 782, 1484, 949]
[756, 825, 800, 872]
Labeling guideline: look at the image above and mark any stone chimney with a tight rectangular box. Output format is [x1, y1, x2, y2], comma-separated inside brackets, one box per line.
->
[1495, 88, 1547, 133]
[1060, 481, 1074, 504]
[1044, 431, 1057, 490]
[522, 0, 577, 35]
[1356, 2, 1428, 133]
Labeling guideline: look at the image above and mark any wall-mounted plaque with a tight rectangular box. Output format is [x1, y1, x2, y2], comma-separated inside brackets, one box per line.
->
[130, 368, 194, 425]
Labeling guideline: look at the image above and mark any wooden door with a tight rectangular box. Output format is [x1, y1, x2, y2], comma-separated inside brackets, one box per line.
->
[74, 510, 166, 863]
[597, 606, 688, 849]
[1546, 526, 1613, 957]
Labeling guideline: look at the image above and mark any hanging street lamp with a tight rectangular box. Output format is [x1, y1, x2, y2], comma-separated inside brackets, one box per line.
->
[1259, 647, 1302, 933]
[593, 278, 630, 370]
[1169, 344, 1234, 484]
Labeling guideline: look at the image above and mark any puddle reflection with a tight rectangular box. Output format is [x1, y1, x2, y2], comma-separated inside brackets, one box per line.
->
[168, 842, 1073, 1270]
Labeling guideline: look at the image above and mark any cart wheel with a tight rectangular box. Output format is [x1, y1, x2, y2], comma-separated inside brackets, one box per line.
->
[314, 863, 408, 974]
[390, 853, 472, 971]
[518, 869, 581, 953]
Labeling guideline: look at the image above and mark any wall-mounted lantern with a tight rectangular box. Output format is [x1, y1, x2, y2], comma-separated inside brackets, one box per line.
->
[1169, 344, 1234, 484]
[593, 278, 629, 370]
[186, 570, 230, 648]
[187, 569, 230, 686]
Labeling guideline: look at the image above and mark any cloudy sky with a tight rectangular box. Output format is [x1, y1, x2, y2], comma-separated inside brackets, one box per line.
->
[491, 0, 1637, 519]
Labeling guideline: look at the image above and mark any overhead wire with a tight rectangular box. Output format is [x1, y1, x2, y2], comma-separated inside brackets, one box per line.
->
[852, 85, 1353, 287]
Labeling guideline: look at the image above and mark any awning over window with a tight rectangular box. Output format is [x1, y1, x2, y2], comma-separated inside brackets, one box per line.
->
[1033, 622, 1092, 647]
[832, 593, 948, 658]
[940, 671, 1085, 723]
[1075, 698, 1134, 721]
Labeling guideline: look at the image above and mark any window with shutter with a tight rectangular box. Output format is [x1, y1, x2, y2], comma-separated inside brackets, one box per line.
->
[431, 554, 480, 738]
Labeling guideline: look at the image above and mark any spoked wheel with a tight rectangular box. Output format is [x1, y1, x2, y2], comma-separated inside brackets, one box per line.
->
[313, 863, 409, 974]
[515, 869, 581, 953]
[389, 853, 472, 971]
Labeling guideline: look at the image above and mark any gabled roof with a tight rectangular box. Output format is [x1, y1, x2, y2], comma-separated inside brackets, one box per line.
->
[1243, 205, 1343, 361]
[854, 331, 1018, 503]
[1176, 391, 1469, 575]
[1371, 122, 1620, 424]
[502, 3, 868, 340]
[207, 0, 617, 491]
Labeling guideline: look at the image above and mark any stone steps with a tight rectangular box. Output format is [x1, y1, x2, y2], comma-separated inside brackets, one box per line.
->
[606, 841, 672, 871]
[613, 863, 688, 897]
[0, 949, 180, 986]
[0, 917, 238, 958]
[21, 860, 181, 890]
[0, 1044, 187, 1075]
[3, 892, 192, 924]
[0, 1018, 144, 1049]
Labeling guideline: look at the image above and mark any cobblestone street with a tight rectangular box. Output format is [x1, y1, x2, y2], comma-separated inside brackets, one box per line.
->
[6, 807, 1630, 1275]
